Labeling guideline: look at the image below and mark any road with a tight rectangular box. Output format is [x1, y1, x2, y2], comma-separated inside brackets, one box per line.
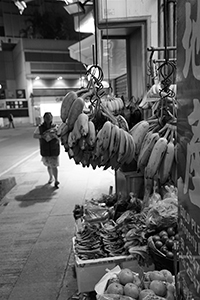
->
[0, 126, 39, 178]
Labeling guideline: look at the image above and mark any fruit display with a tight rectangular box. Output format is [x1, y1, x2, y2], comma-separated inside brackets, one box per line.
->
[59, 85, 141, 170]
[100, 268, 176, 300]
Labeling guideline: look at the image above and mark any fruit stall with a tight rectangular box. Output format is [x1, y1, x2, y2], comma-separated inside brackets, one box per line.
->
[56, 0, 200, 299]
[57, 46, 179, 299]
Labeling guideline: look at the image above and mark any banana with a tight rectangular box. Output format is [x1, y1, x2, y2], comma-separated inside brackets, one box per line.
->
[78, 136, 87, 150]
[61, 131, 70, 151]
[116, 115, 129, 131]
[118, 130, 130, 164]
[129, 120, 150, 157]
[137, 131, 160, 172]
[99, 149, 110, 167]
[117, 128, 127, 163]
[68, 131, 74, 148]
[57, 122, 68, 137]
[86, 120, 96, 148]
[170, 158, 177, 186]
[80, 151, 91, 168]
[125, 134, 136, 164]
[110, 151, 121, 170]
[117, 97, 124, 110]
[93, 128, 104, 158]
[159, 133, 175, 185]
[60, 91, 77, 122]
[73, 148, 84, 165]
[113, 98, 120, 112]
[107, 100, 114, 112]
[76, 113, 89, 136]
[145, 136, 168, 179]
[109, 124, 121, 158]
[101, 121, 113, 152]
[70, 119, 81, 145]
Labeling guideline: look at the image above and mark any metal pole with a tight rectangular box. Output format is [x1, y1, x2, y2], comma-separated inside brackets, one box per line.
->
[93, 0, 98, 65]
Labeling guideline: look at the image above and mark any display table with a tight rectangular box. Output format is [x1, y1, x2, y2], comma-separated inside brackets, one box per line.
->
[73, 238, 154, 293]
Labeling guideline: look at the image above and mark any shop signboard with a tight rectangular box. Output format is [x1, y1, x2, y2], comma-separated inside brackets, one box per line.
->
[177, 0, 200, 299]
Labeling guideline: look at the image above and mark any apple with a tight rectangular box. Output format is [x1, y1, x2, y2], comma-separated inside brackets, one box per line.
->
[149, 280, 167, 297]
[139, 289, 155, 300]
[124, 283, 139, 299]
[118, 268, 134, 285]
[106, 282, 124, 295]
[160, 269, 174, 283]
[149, 271, 166, 282]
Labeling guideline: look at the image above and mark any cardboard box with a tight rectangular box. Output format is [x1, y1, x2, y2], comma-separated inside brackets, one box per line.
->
[73, 238, 154, 293]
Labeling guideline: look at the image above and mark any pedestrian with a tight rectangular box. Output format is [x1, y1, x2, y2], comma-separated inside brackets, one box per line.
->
[33, 112, 60, 188]
[8, 113, 15, 128]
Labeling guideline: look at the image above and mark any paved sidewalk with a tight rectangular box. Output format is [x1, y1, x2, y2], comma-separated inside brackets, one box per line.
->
[0, 126, 115, 300]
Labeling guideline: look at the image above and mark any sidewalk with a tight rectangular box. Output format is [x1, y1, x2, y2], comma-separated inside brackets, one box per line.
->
[0, 128, 115, 300]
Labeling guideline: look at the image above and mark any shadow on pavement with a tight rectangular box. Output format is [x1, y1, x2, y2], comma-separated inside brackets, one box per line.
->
[15, 183, 57, 207]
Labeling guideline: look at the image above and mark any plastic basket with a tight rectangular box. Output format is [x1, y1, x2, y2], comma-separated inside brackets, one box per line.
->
[148, 236, 178, 275]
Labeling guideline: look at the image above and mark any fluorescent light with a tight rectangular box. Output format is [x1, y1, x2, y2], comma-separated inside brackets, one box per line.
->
[14, 0, 27, 14]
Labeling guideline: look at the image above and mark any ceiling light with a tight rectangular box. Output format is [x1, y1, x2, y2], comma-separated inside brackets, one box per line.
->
[14, 0, 27, 14]
[34, 76, 40, 80]
[57, 77, 63, 80]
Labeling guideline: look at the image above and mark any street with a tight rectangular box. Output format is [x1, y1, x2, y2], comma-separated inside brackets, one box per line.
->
[0, 124, 115, 300]
[0, 126, 39, 178]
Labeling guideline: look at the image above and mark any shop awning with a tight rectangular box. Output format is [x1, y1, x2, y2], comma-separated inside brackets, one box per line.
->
[68, 35, 95, 66]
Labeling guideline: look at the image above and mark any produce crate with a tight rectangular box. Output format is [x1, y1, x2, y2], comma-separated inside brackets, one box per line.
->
[73, 238, 154, 293]
[115, 169, 144, 198]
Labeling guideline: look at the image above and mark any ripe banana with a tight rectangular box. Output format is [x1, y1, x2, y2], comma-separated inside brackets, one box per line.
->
[116, 115, 129, 131]
[159, 136, 175, 185]
[117, 130, 130, 164]
[99, 149, 110, 167]
[109, 124, 121, 158]
[76, 113, 89, 136]
[129, 120, 150, 156]
[137, 131, 159, 172]
[78, 136, 87, 150]
[101, 121, 113, 152]
[57, 122, 68, 137]
[60, 91, 77, 122]
[86, 120, 96, 148]
[125, 134, 136, 164]
[70, 119, 81, 145]
[73, 148, 84, 165]
[145, 136, 168, 179]
[61, 131, 70, 151]
[68, 131, 74, 148]
[94, 128, 104, 158]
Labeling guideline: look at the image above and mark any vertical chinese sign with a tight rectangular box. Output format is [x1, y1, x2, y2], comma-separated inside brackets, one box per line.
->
[177, 0, 200, 299]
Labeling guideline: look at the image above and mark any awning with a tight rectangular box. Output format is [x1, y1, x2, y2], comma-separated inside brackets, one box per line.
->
[68, 35, 95, 66]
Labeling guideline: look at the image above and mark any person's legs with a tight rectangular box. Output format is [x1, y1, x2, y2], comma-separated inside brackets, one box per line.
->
[12, 121, 15, 128]
[52, 167, 59, 188]
[47, 166, 53, 183]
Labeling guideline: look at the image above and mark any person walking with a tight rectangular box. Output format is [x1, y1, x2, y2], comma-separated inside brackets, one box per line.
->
[33, 112, 60, 188]
[8, 113, 15, 128]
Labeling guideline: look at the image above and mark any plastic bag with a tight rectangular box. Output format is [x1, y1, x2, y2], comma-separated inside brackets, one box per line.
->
[146, 197, 178, 231]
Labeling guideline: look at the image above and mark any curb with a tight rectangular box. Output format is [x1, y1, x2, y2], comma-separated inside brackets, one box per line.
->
[0, 177, 16, 201]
